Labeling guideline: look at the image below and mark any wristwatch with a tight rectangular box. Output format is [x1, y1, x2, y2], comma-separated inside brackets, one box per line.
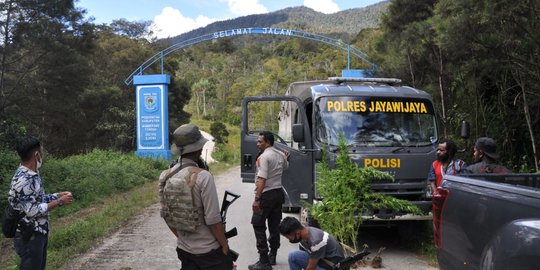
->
[57, 199, 64, 206]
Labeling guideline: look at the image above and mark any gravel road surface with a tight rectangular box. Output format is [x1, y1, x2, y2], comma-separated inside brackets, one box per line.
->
[67, 166, 438, 270]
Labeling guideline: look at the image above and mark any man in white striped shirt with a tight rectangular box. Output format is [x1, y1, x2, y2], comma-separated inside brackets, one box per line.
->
[279, 217, 344, 270]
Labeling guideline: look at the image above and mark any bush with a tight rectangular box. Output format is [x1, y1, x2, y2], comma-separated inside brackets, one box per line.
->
[210, 122, 229, 144]
[0, 149, 167, 220]
[212, 145, 235, 163]
[0, 150, 20, 219]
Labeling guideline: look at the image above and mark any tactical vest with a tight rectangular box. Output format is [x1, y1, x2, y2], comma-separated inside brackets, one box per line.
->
[161, 164, 204, 232]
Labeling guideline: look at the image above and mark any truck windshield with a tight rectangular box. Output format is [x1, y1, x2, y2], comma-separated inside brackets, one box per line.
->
[315, 96, 437, 147]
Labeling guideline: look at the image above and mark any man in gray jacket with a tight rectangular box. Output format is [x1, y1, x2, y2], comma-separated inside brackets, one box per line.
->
[459, 137, 511, 174]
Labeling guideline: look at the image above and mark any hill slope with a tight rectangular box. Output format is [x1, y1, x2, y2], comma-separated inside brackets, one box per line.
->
[165, 1, 389, 45]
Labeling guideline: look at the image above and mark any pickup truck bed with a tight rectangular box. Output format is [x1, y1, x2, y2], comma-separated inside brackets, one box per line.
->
[433, 174, 540, 270]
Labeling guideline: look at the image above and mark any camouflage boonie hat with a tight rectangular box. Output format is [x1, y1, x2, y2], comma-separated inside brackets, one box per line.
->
[171, 124, 208, 155]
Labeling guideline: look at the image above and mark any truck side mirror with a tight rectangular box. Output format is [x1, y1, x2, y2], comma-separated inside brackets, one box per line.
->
[292, 124, 304, 142]
[460, 121, 470, 139]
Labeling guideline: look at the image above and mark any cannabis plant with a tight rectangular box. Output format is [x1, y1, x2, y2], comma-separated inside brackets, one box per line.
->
[311, 135, 422, 250]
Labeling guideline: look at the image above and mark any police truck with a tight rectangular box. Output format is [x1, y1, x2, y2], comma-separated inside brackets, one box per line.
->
[240, 77, 437, 223]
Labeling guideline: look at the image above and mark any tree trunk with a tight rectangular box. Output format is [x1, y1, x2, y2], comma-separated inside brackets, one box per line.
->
[0, 0, 15, 114]
[437, 47, 447, 137]
[202, 88, 207, 116]
[407, 53, 415, 87]
[195, 91, 200, 117]
[516, 72, 539, 171]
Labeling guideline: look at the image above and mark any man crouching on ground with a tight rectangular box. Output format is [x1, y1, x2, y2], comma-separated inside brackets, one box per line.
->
[279, 217, 345, 270]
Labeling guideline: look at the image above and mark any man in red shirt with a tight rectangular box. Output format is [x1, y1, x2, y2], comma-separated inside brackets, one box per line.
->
[428, 139, 466, 192]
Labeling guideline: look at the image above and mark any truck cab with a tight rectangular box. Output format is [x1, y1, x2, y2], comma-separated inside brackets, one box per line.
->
[241, 77, 438, 219]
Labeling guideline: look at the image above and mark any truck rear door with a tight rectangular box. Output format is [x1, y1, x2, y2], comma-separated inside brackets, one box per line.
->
[241, 96, 314, 211]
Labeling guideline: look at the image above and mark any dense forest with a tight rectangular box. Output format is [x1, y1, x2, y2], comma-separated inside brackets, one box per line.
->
[0, 0, 538, 171]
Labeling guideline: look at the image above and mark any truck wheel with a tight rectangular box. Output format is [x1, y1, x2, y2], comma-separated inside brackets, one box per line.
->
[300, 207, 320, 228]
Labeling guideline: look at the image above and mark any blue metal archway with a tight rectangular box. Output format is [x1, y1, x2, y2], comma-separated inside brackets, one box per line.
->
[124, 27, 377, 85]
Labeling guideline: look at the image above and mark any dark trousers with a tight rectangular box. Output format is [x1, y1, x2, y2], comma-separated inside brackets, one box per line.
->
[177, 247, 233, 270]
[13, 232, 48, 270]
[251, 188, 285, 256]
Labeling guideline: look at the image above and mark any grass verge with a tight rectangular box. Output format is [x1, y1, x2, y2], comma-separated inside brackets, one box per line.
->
[0, 159, 235, 270]
[0, 180, 159, 269]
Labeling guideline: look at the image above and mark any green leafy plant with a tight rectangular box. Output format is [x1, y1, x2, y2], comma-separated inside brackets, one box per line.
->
[210, 122, 229, 144]
[311, 135, 421, 250]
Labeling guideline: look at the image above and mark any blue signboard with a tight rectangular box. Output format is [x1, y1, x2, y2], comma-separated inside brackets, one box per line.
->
[134, 75, 171, 160]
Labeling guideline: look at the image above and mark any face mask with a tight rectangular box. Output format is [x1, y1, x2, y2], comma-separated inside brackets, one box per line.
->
[36, 153, 43, 170]
[289, 232, 302, 244]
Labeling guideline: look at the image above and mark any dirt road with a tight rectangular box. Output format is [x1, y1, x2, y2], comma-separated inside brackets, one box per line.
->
[67, 166, 438, 270]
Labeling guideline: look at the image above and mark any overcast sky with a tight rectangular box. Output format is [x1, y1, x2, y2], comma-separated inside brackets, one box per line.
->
[77, 0, 384, 39]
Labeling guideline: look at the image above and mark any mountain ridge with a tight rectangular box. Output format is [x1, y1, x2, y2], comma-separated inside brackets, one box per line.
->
[164, 1, 389, 45]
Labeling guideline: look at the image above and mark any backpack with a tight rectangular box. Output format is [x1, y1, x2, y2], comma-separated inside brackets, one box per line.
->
[480, 164, 511, 174]
[2, 204, 25, 238]
[162, 166, 204, 232]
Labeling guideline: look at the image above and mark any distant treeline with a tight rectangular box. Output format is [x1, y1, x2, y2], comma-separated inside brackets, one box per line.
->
[0, 0, 537, 171]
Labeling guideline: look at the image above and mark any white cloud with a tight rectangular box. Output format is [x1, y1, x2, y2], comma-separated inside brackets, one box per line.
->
[303, 0, 340, 14]
[151, 7, 216, 39]
[228, 0, 268, 16]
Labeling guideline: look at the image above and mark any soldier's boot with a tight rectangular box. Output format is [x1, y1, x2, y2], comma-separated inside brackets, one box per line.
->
[248, 254, 272, 270]
[269, 250, 277, 265]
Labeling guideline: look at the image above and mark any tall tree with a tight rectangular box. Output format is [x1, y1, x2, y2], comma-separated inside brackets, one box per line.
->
[192, 78, 211, 117]
[374, 0, 539, 170]
[432, 0, 539, 170]
[0, 0, 96, 155]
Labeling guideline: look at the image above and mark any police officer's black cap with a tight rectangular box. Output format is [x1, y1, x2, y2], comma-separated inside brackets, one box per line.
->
[475, 137, 499, 160]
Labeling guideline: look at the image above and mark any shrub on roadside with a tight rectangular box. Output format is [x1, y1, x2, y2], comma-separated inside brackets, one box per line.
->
[210, 122, 229, 144]
[0, 149, 167, 220]
[0, 150, 20, 221]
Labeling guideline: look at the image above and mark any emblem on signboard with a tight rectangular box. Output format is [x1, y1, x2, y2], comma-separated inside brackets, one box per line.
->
[144, 95, 158, 112]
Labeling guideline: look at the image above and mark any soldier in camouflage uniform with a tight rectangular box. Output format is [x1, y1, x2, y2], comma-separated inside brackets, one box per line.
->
[159, 124, 232, 270]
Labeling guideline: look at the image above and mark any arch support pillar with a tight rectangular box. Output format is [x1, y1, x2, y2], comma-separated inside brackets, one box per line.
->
[134, 74, 172, 160]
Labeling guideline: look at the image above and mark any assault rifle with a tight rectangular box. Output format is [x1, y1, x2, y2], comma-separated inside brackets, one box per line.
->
[332, 249, 370, 270]
[221, 190, 241, 261]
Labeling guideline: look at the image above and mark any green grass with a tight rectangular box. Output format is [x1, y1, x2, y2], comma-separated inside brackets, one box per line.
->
[47, 180, 159, 268]
[0, 119, 238, 269]
[0, 150, 167, 269]
[0, 180, 159, 269]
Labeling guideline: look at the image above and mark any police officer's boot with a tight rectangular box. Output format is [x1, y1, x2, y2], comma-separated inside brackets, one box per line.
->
[248, 253, 272, 270]
[269, 249, 277, 265]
